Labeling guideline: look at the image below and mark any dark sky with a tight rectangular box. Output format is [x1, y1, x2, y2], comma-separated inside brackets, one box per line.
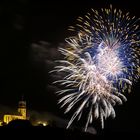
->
[0, 0, 140, 132]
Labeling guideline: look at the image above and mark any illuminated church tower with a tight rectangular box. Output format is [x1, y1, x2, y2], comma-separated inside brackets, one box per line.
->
[18, 99, 26, 119]
[3, 97, 27, 124]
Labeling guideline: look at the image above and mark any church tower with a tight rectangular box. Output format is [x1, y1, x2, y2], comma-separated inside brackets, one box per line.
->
[18, 98, 26, 119]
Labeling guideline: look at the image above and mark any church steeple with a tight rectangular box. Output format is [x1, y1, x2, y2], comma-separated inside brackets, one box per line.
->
[18, 96, 26, 119]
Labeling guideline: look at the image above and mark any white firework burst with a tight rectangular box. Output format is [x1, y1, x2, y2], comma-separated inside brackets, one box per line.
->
[51, 5, 140, 131]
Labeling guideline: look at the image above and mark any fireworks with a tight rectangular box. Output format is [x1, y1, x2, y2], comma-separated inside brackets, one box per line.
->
[51, 5, 140, 131]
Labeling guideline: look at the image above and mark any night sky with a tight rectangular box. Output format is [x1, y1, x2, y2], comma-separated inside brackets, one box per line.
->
[0, 0, 140, 133]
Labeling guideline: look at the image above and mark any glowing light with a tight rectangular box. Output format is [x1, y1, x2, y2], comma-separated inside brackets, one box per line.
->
[37, 121, 48, 126]
[51, 5, 140, 131]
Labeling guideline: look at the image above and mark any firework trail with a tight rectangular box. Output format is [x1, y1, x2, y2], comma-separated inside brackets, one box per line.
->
[51, 5, 140, 131]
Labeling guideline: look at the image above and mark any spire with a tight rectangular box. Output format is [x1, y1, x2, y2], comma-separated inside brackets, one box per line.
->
[21, 94, 24, 101]
[18, 94, 26, 108]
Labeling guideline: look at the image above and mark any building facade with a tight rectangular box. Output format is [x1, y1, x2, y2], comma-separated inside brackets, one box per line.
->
[3, 100, 27, 124]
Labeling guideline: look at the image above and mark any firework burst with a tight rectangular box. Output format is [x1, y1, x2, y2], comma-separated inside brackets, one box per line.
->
[51, 5, 140, 131]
